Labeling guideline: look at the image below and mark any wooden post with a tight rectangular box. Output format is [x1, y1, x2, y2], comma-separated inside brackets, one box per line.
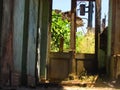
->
[59, 37, 64, 52]
[107, 0, 112, 78]
[39, 0, 50, 81]
[110, 0, 120, 79]
[70, 0, 76, 77]
[95, 0, 101, 72]
[47, 0, 52, 80]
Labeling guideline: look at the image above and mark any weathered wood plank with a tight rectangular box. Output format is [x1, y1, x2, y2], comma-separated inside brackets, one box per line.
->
[21, 0, 30, 86]
[11, 71, 21, 87]
[49, 58, 69, 80]
[69, 0, 77, 77]
[0, 0, 3, 80]
[110, 0, 120, 79]
[95, 0, 101, 72]
[114, 0, 120, 54]
[47, 0, 52, 80]
[27, 0, 39, 86]
[0, 0, 14, 86]
[0, 0, 3, 35]
[75, 53, 95, 60]
[107, 0, 112, 78]
[13, 0, 25, 73]
[39, 0, 50, 79]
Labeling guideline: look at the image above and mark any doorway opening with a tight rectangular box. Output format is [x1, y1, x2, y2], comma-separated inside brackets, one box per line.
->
[37, 0, 110, 83]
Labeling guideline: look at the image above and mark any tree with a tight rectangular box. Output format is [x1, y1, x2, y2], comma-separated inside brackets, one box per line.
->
[50, 10, 70, 52]
[51, 10, 95, 53]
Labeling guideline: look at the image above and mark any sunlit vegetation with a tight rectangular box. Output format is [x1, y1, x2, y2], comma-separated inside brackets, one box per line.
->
[76, 30, 95, 53]
[51, 10, 70, 52]
[51, 10, 95, 53]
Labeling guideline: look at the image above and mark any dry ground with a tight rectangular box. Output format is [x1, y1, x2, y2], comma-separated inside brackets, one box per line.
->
[1, 76, 120, 90]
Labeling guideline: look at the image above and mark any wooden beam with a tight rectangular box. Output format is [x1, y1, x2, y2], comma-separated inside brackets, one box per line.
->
[70, 0, 77, 76]
[39, 0, 50, 80]
[70, 0, 76, 51]
[47, 0, 52, 80]
[110, 0, 120, 79]
[95, 0, 101, 72]
[109, 0, 115, 78]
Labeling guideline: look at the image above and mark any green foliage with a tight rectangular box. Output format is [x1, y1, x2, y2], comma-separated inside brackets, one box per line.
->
[76, 31, 95, 53]
[51, 11, 95, 53]
[76, 31, 84, 53]
[51, 11, 70, 52]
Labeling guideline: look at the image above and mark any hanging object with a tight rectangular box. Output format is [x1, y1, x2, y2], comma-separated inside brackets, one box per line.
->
[80, 4, 86, 15]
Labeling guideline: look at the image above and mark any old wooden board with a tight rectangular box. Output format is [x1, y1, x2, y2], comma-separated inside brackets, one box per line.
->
[0, 0, 14, 85]
[95, 0, 101, 72]
[0, 0, 3, 35]
[21, 0, 30, 85]
[13, 0, 25, 75]
[27, 0, 39, 86]
[113, 0, 120, 54]
[49, 52, 70, 80]
[39, 0, 50, 79]
[0, 0, 3, 77]
[110, 0, 120, 79]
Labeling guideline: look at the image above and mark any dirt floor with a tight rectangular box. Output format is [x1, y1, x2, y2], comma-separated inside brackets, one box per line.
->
[1, 76, 120, 90]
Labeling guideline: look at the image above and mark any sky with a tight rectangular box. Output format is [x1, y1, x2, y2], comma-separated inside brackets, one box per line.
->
[52, 0, 109, 33]
[53, 0, 71, 12]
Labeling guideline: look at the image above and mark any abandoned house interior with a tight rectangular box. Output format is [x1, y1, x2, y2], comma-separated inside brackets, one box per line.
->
[0, 0, 120, 88]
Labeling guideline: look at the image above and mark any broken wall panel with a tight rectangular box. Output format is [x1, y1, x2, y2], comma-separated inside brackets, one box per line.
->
[0, 0, 14, 86]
